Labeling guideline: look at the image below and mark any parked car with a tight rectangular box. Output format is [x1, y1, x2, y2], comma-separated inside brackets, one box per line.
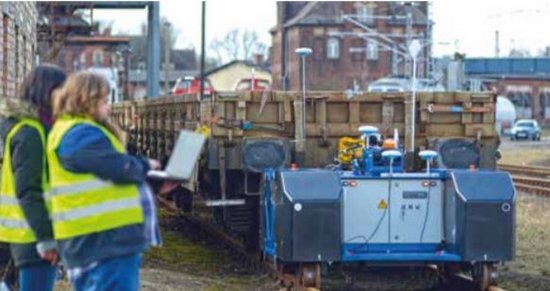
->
[234, 78, 271, 92]
[367, 78, 444, 93]
[510, 119, 541, 141]
[367, 78, 409, 93]
[171, 76, 213, 96]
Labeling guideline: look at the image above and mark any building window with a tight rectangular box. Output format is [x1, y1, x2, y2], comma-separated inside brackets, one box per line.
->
[93, 49, 104, 66]
[367, 40, 378, 60]
[80, 53, 86, 68]
[357, 5, 374, 25]
[326, 38, 340, 59]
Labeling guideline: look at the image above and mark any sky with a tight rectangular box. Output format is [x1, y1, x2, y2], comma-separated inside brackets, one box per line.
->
[92, 0, 550, 58]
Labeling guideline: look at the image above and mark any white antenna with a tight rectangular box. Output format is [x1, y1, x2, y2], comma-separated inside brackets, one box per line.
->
[393, 128, 399, 149]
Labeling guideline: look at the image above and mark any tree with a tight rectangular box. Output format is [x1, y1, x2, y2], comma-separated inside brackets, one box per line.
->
[208, 28, 268, 64]
[509, 48, 531, 57]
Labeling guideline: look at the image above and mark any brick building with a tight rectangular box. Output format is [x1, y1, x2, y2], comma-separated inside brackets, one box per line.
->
[127, 34, 197, 99]
[53, 29, 129, 73]
[270, 1, 430, 91]
[0, 2, 37, 98]
[465, 58, 550, 124]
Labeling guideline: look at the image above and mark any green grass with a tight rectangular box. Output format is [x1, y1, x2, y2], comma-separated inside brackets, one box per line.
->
[498, 194, 550, 291]
[143, 228, 268, 290]
[508, 195, 550, 275]
[499, 148, 550, 166]
[144, 230, 231, 275]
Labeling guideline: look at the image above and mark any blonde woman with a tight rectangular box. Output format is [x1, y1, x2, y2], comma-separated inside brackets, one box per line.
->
[47, 71, 160, 291]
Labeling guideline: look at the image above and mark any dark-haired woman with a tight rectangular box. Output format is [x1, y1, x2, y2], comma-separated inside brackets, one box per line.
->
[0, 64, 66, 291]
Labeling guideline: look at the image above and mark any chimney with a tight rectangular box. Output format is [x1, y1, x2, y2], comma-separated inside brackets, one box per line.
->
[252, 53, 264, 65]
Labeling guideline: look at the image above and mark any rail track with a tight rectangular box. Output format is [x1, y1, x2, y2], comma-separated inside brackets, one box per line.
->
[157, 196, 321, 290]
[498, 163, 550, 196]
[157, 196, 505, 290]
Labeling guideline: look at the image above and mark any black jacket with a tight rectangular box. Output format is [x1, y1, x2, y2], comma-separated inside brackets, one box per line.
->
[0, 117, 54, 267]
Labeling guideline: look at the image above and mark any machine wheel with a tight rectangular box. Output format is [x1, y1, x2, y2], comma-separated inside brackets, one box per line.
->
[472, 262, 496, 291]
[439, 263, 458, 281]
[298, 263, 321, 289]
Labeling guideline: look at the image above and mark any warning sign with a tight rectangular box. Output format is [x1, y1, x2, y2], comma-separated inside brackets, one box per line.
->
[378, 199, 387, 209]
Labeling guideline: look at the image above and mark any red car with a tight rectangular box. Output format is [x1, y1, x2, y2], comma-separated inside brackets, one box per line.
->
[171, 76, 213, 96]
[234, 78, 271, 92]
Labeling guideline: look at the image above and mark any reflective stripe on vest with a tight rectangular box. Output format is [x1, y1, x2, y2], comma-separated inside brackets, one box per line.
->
[0, 118, 48, 243]
[0, 218, 30, 229]
[51, 197, 141, 222]
[46, 179, 114, 200]
[0, 195, 19, 205]
[47, 116, 144, 240]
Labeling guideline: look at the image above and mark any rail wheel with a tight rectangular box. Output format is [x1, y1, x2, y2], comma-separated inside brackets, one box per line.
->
[298, 263, 321, 289]
[438, 263, 461, 285]
[472, 262, 496, 291]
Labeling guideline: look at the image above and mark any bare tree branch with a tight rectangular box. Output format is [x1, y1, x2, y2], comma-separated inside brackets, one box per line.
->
[208, 28, 268, 63]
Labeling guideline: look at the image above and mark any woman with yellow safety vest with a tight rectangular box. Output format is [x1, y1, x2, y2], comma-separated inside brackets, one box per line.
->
[0, 64, 66, 291]
[48, 71, 161, 291]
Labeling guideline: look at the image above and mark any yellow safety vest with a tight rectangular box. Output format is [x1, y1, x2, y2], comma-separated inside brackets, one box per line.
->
[0, 118, 48, 243]
[47, 116, 143, 240]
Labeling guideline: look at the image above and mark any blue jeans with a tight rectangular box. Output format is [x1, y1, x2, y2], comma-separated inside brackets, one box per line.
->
[71, 254, 141, 291]
[19, 264, 55, 291]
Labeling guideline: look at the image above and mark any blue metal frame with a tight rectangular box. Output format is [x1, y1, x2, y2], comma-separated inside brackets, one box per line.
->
[146, 2, 160, 98]
[262, 170, 277, 258]
[351, 146, 405, 177]
[340, 169, 447, 180]
[342, 243, 462, 262]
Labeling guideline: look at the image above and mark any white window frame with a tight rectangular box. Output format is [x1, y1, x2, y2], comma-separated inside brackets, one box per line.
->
[93, 50, 104, 66]
[366, 40, 378, 60]
[327, 38, 340, 59]
[357, 5, 374, 25]
[80, 53, 86, 67]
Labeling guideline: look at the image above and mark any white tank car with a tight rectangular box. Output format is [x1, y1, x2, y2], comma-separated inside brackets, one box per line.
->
[496, 96, 517, 135]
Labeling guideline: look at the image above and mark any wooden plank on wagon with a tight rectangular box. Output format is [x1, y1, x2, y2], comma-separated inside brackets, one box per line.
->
[465, 124, 496, 137]
[349, 102, 360, 123]
[426, 124, 465, 137]
[382, 101, 394, 135]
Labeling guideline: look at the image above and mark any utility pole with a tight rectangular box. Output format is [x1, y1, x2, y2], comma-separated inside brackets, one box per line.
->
[405, 5, 413, 78]
[146, 1, 160, 98]
[199, 1, 206, 100]
[495, 30, 500, 57]
[295, 47, 312, 165]
[163, 21, 171, 95]
[123, 47, 131, 100]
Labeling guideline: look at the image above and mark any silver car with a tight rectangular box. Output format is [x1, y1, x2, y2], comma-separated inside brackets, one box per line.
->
[510, 119, 541, 141]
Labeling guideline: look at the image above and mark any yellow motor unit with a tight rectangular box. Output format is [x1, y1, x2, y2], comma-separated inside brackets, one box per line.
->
[337, 137, 364, 164]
